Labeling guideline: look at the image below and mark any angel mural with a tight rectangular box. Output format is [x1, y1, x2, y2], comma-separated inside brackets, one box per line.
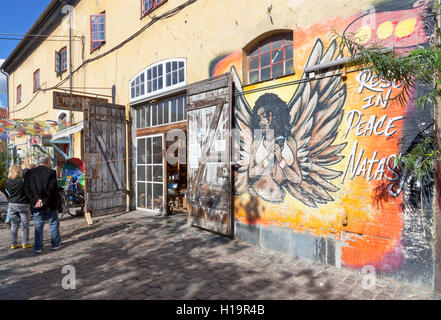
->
[233, 39, 348, 207]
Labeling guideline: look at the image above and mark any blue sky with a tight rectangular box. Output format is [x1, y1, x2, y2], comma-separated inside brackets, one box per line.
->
[0, 1, 51, 107]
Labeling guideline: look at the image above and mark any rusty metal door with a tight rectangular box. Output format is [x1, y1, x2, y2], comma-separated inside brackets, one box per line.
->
[187, 74, 233, 237]
[83, 101, 127, 217]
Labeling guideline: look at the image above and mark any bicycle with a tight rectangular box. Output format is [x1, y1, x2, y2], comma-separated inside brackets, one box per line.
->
[59, 176, 85, 218]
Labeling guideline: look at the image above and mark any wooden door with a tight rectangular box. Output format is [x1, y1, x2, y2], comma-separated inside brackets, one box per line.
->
[83, 101, 127, 216]
[186, 74, 233, 237]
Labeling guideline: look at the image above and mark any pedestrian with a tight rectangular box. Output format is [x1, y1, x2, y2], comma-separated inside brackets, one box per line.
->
[5, 164, 33, 249]
[22, 162, 36, 178]
[22, 163, 37, 218]
[23, 155, 63, 254]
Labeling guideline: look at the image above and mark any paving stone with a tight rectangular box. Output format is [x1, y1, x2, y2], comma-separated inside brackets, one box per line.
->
[1, 211, 441, 300]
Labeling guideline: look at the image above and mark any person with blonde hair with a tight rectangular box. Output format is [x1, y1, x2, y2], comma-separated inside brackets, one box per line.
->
[5, 164, 32, 249]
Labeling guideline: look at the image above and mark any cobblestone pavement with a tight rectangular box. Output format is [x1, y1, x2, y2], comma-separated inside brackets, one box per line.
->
[1, 211, 441, 300]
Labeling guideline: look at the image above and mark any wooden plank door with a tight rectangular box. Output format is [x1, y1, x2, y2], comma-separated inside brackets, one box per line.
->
[83, 101, 127, 217]
[186, 74, 233, 237]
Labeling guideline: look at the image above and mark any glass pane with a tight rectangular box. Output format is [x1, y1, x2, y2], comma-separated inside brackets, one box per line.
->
[146, 138, 152, 164]
[158, 103, 163, 125]
[172, 61, 177, 70]
[260, 53, 270, 67]
[285, 33, 293, 45]
[135, 86, 139, 97]
[153, 79, 157, 91]
[140, 84, 145, 96]
[153, 166, 163, 182]
[158, 77, 163, 90]
[146, 183, 152, 210]
[146, 165, 152, 182]
[285, 59, 294, 74]
[140, 108, 145, 128]
[137, 183, 146, 208]
[183, 97, 187, 119]
[158, 65, 163, 76]
[272, 36, 283, 49]
[179, 61, 184, 68]
[166, 62, 171, 73]
[249, 71, 259, 83]
[164, 101, 169, 124]
[136, 108, 140, 129]
[272, 49, 283, 63]
[260, 42, 270, 53]
[285, 45, 293, 60]
[137, 166, 146, 181]
[171, 98, 177, 122]
[178, 97, 184, 121]
[153, 66, 157, 78]
[179, 69, 184, 83]
[152, 105, 157, 126]
[138, 139, 146, 164]
[172, 71, 178, 85]
[153, 184, 163, 212]
[272, 63, 284, 78]
[147, 69, 152, 80]
[153, 136, 162, 164]
[144, 105, 149, 127]
[166, 74, 171, 87]
[249, 57, 258, 70]
[261, 67, 271, 81]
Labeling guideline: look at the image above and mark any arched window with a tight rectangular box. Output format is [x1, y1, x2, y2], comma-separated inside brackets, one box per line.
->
[247, 33, 293, 84]
[130, 58, 186, 103]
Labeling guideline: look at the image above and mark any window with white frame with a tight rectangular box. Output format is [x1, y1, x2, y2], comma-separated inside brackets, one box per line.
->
[135, 95, 187, 129]
[130, 58, 186, 102]
[131, 73, 145, 100]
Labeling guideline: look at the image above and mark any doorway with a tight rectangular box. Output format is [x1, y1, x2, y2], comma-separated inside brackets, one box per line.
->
[136, 134, 164, 213]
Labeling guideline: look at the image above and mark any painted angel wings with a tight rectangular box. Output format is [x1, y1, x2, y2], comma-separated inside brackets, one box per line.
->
[233, 39, 347, 208]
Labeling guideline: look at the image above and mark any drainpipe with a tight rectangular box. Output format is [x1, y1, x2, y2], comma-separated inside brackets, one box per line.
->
[0, 68, 10, 164]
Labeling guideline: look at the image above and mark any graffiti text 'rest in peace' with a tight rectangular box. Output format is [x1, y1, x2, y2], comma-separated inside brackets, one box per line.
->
[341, 70, 405, 186]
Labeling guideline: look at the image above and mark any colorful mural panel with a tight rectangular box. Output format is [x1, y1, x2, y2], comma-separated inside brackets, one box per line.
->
[211, 0, 434, 273]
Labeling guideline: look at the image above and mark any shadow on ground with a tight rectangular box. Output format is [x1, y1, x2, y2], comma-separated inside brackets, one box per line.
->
[0, 212, 350, 300]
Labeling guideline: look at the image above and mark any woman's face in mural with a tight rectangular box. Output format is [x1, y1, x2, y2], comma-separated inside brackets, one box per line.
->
[257, 107, 272, 131]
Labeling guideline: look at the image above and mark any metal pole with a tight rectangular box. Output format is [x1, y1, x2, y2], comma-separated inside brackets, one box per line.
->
[69, 7, 74, 159]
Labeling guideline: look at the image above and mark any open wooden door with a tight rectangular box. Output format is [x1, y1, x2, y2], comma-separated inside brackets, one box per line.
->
[83, 101, 127, 217]
[186, 74, 233, 237]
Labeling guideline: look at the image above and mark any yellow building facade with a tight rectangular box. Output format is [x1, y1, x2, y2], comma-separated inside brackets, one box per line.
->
[2, 0, 441, 290]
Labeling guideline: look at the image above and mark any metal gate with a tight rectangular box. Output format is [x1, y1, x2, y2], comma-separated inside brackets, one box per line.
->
[83, 101, 127, 217]
[186, 74, 233, 237]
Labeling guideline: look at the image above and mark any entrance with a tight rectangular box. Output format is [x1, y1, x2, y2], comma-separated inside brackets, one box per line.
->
[136, 134, 164, 213]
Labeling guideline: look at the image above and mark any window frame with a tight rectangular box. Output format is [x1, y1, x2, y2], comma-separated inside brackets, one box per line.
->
[33, 69, 40, 92]
[17, 85, 22, 104]
[55, 46, 67, 75]
[90, 13, 106, 53]
[135, 95, 187, 130]
[247, 33, 294, 85]
[130, 58, 186, 103]
[141, 0, 167, 18]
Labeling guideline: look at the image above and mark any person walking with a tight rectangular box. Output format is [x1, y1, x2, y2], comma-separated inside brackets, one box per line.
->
[24, 155, 63, 254]
[5, 164, 33, 249]
[22, 163, 36, 178]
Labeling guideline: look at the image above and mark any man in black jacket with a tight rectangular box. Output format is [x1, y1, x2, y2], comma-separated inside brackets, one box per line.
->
[24, 154, 63, 253]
